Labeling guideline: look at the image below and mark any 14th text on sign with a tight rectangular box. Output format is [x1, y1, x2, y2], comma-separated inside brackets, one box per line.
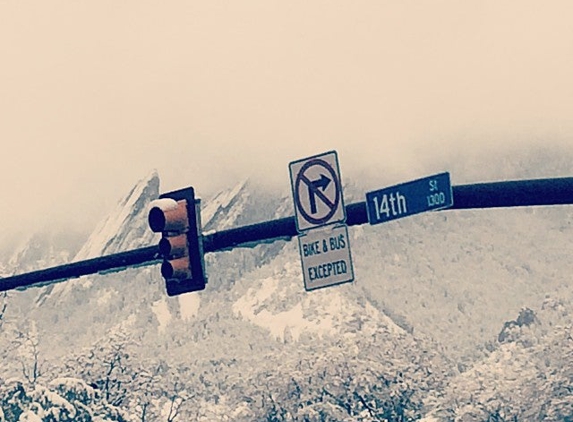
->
[366, 172, 453, 225]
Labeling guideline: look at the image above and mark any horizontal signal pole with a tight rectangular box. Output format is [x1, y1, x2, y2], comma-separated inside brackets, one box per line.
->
[1, 177, 573, 293]
[205, 177, 573, 251]
[0, 246, 159, 293]
[452, 177, 573, 209]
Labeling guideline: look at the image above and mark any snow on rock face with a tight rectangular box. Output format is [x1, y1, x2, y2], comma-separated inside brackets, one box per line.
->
[233, 272, 318, 342]
[4, 232, 75, 276]
[42, 171, 160, 303]
[202, 179, 249, 232]
[178, 293, 200, 321]
[202, 178, 289, 234]
[7, 232, 36, 269]
[151, 298, 172, 332]
[74, 170, 160, 260]
[232, 256, 404, 342]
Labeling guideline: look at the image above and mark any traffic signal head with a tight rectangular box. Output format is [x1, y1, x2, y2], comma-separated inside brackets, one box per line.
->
[148, 187, 207, 296]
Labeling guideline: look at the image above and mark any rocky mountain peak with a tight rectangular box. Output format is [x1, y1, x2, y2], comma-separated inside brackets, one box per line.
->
[38, 171, 160, 304]
[73, 170, 160, 261]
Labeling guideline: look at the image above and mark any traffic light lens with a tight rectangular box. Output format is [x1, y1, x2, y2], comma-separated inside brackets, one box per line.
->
[149, 200, 189, 233]
[158, 238, 171, 256]
[159, 234, 187, 258]
[161, 261, 174, 278]
[148, 207, 166, 232]
[161, 257, 192, 279]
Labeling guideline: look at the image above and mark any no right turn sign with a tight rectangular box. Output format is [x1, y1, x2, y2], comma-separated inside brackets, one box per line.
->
[289, 151, 346, 232]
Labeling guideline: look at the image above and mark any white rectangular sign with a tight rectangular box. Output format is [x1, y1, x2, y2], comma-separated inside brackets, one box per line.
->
[298, 225, 354, 291]
[289, 151, 346, 232]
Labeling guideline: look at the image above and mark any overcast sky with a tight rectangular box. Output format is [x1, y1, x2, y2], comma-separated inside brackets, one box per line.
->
[1, 0, 572, 244]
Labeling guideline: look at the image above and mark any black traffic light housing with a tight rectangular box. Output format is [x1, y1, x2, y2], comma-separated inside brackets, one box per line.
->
[148, 187, 207, 296]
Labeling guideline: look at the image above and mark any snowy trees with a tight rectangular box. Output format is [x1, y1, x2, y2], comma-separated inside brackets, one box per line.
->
[425, 301, 573, 421]
[0, 378, 130, 422]
[129, 363, 191, 422]
[13, 322, 43, 387]
[242, 333, 444, 422]
[8, 293, 573, 421]
[56, 325, 197, 422]
[0, 320, 132, 421]
[63, 326, 135, 408]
